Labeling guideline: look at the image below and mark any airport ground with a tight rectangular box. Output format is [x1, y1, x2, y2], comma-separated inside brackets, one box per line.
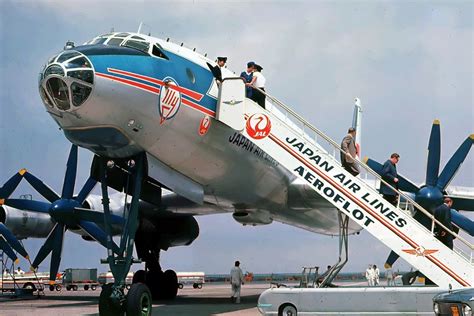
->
[0, 283, 270, 316]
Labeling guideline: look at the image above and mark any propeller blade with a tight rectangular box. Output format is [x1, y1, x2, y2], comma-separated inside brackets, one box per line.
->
[74, 208, 125, 226]
[48, 224, 65, 282]
[0, 170, 25, 199]
[365, 158, 420, 193]
[450, 195, 474, 212]
[0, 223, 29, 258]
[4, 199, 50, 213]
[0, 237, 19, 264]
[61, 145, 78, 199]
[75, 178, 97, 204]
[426, 120, 441, 186]
[23, 172, 60, 202]
[437, 135, 474, 191]
[451, 209, 474, 236]
[79, 220, 120, 254]
[31, 223, 61, 269]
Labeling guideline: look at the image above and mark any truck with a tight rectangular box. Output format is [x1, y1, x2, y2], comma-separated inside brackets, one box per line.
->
[98, 271, 134, 288]
[177, 272, 205, 289]
[60, 268, 99, 291]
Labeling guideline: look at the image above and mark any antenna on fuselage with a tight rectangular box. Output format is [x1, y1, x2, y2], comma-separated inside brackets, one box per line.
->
[137, 22, 143, 34]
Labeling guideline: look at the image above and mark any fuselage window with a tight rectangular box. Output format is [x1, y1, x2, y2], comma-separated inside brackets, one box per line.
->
[107, 38, 124, 46]
[122, 40, 149, 53]
[186, 68, 195, 84]
[152, 45, 169, 60]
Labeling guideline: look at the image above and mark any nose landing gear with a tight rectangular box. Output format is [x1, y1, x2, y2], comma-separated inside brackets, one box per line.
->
[96, 154, 153, 315]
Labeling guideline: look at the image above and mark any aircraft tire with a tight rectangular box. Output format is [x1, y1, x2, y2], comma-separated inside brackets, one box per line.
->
[126, 283, 152, 316]
[132, 269, 146, 284]
[99, 284, 124, 316]
[145, 270, 163, 299]
[162, 269, 178, 299]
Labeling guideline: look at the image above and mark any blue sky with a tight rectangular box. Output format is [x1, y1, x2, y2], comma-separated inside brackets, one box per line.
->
[0, 1, 472, 275]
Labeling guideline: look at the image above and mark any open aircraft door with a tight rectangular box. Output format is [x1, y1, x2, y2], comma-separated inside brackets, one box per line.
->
[216, 78, 245, 131]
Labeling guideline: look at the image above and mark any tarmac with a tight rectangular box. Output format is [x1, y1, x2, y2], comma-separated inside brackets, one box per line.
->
[0, 283, 266, 316]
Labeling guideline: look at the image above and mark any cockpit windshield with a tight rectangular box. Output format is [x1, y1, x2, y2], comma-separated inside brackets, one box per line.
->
[84, 32, 167, 59]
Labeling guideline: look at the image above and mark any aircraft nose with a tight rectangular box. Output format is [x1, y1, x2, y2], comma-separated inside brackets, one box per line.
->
[39, 50, 94, 111]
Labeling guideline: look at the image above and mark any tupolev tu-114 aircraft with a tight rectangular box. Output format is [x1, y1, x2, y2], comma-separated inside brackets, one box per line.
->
[0, 30, 472, 315]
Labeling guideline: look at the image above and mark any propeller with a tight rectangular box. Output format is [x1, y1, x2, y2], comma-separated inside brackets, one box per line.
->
[365, 121, 474, 212]
[0, 223, 29, 263]
[0, 144, 123, 284]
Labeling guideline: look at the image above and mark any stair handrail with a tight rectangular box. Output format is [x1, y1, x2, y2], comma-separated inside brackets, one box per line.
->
[253, 87, 473, 255]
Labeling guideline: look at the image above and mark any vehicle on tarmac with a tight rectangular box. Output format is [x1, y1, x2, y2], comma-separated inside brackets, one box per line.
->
[177, 272, 205, 289]
[98, 271, 134, 289]
[60, 268, 100, 292]
[0, 271, 47, 292]
[433, 287, 474, 316]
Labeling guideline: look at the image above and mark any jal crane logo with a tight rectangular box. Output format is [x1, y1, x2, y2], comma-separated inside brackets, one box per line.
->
[246, 113, 272, 139]
[158, 78, 181, 124]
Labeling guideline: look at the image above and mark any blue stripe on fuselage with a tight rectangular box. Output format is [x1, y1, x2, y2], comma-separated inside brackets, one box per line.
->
[88, 50, 217, 112]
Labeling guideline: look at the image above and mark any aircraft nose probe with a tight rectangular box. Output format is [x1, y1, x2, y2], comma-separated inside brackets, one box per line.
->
[39, 49, 94, 112]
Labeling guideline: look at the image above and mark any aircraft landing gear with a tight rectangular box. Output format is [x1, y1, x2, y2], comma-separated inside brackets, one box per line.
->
[97, 153, 152, 315]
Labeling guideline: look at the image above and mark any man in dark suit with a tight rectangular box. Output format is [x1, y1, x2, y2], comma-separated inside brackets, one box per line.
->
[379, 153, 400, 206]
[208, 56, 227, 84]
[434, 197, 454, 249]
[240, 61, 254, 98]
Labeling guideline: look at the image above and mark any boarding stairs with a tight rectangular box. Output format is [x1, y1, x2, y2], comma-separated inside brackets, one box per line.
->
[216, 78, 473, 289]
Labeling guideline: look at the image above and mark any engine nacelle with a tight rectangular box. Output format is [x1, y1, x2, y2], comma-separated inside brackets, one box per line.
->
[136, 215, 199, 251]
[0, 205, 54, 239]
[232, 210, 273, 226]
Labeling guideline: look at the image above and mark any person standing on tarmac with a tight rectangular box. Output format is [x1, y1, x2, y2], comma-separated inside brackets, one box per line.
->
[230, 260, 244, 303]
[373, 265, 380, 286]
[340, 127, 360, 176]
[379, 153, 400, 206]
[365, 265, 375, 286]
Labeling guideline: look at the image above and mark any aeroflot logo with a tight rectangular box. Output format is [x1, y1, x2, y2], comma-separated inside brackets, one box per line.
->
[246, 113, 271, 139]
[159, 77, 181, 124]
[402, 247, 438, 257]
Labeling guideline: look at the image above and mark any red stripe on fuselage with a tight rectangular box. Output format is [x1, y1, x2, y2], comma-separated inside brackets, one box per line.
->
[96, 73, 160, 95]
[182, 98, 215, 117]
[107, 68, 203, 101]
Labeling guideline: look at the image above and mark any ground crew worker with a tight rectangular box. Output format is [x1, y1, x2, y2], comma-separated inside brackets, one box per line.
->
[385, 265, 394, 286]
[230, 260, 244, 303]
[365, 264, 375, 286]
[373, 264, 380, 286]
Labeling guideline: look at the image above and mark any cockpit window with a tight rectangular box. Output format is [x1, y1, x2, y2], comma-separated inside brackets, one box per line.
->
[67, 70, 94, 84]
[122, 40, 149, 53]
[44, 65, 65, 77]
[91, 37, 107, 45]
[39, 86, 54, 108]
[115, 33, 129, 37]
[71, 82, 92, 107]
[57, 51, 81, 63]
[64, 57, 91, 69]
[107, 38, 124, 46]
[131, 35, 145, 40]
[152, 44, 169, 60]
[46, 78, 70, 111]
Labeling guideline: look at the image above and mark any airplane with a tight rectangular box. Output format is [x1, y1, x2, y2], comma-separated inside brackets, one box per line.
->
[0, 30, 472, 315]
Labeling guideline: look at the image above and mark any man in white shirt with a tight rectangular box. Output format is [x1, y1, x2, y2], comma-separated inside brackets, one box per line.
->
[230, 260, 244, 303]
[365, 265, 375, 286]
